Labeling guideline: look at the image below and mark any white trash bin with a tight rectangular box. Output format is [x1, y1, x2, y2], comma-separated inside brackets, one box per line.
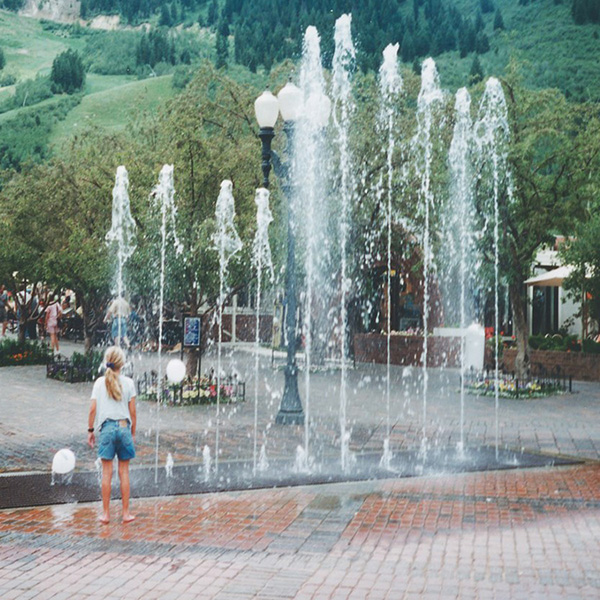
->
[464, 323, 485, 371]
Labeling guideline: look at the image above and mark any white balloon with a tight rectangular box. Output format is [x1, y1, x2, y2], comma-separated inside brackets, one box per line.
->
[166, 359, 186, 384]
[52, 448, 76, 474]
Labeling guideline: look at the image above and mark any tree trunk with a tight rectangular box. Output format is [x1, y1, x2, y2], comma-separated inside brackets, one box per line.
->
[509, 281, 530, 378]
[186, 286, 199, 378]
[80, 295, 93, 354]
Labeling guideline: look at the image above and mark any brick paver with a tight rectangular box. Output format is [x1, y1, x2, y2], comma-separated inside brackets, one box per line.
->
[1, 465, 599, 598]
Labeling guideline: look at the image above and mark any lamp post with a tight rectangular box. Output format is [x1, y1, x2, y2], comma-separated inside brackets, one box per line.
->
[254, 83, 304, 425]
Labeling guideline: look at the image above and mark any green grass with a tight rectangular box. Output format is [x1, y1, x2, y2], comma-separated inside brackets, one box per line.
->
[49, 74, 175, 149]
[84, 73, 137, 94]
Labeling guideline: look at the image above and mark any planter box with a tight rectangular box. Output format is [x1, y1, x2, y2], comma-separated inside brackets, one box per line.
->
[503, 348, 600, 382]
[46, 360, 96, 383]
[354, 333, 461, 367]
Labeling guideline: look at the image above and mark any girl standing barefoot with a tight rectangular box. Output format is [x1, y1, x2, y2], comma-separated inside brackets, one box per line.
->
[87, 346, 137, 524]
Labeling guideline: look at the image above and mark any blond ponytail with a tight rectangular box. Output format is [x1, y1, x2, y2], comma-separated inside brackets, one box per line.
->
[104, 346, 126, 401]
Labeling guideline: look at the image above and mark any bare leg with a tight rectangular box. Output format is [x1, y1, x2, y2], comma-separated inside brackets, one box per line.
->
[100, 459, 113, 523]
[118, 459, 135, 523]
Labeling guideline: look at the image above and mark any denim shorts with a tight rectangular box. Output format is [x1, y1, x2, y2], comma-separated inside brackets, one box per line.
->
[98, 419, 135, 461]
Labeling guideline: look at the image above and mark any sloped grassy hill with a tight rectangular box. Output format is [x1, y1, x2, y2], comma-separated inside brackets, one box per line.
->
[441, 0, 600, 99]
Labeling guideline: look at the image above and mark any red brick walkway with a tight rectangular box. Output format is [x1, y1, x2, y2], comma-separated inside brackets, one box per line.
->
[1, 464, 599, 599]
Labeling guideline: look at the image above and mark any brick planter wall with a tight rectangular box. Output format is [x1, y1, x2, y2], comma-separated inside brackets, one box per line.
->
[503, 348, 600, 382]
[206, 314, 273, 344]
[354, 333, 461, 367]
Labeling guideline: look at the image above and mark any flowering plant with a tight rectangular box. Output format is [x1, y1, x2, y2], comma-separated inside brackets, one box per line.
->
[467, 376, 563, 399]
[138, 374, 244, 406]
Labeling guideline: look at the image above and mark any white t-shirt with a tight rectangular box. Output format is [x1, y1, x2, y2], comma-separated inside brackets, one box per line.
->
[91, 375, 136, 431]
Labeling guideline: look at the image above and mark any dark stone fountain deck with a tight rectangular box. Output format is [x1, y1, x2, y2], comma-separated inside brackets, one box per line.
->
[0, 447, 581, 510]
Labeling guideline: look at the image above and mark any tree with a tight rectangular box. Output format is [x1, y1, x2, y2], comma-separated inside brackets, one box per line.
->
[215, 31, 229, 69]
[207, 0, 218, 27]
[159, 4, 172, 26]
[493, 8, 505, 30]
[562, 213, 600, 329]
[475, 70, 600, 376]
[475, 31, 490, 53]
[50, 49, 85, 94]
[469, 55, 484, 84]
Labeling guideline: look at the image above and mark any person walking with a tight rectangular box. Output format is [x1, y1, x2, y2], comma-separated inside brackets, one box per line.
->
[45, 296, 63, 353]
[106, 296, 131, 348]
[87, 346, 137, 524]
[0, 285, 8, 336]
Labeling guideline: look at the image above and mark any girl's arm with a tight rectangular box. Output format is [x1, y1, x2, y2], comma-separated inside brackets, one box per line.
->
[129, 397, 136, 437]
[88, 399, 97, 448]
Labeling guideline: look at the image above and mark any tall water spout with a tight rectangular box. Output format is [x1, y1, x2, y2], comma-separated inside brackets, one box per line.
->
[332, 13, 356, 473]
[475, 78, 513, 459]
[447, 88, 475, 453]
[105, 166, 136, 345]
[378, 42, 402, 470]
[414, 58, 444, 453]
[294, 26, 331, 467]
[252, 188, 274, 473]
[213, 180, 242, 473]
[151, 164, 182, 483]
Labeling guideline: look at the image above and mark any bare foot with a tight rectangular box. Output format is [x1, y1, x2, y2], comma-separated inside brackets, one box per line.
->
[99, 514, 110, 524]
[122, 514, 136, 523]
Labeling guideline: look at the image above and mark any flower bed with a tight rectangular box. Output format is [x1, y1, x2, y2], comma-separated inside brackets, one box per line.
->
[0, 339, 52, 367]
[466, 374, 567, 399]
[137, 373, 245, 406]
[46, 350, 103, 383]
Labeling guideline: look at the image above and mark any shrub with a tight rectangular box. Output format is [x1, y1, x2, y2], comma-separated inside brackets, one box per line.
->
[0, 73, 16, 87]
[46, 349, 103, 383]
[50, 49, 86, 94]
[582, 338, 600, 354]
[0, 339, 51, 367]
[0, 95, 81, 169]
[83, 31, 139, 75]
[1, 75, 53, 112]
[529, 334, 581, 351]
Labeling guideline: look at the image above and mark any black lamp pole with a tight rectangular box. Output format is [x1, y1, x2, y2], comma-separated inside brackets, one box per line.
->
[258, 122, 304, 425]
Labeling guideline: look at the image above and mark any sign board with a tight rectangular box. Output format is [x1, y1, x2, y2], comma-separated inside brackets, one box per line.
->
[183, 317, 201, 347]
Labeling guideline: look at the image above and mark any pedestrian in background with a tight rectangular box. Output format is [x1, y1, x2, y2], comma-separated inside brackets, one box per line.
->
[0, 285, 8, 337]
[45, 296, 62, 353]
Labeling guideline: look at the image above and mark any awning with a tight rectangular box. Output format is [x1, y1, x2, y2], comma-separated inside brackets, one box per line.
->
[524, 265, 573, 287]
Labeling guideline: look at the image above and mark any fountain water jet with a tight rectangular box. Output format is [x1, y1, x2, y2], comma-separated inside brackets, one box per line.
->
[151, 164, 182, 483]
[378, 42, 402, 470]
[447, 88, 475, 453]
[252, 188, 274, 473]
[332, 13, 356, 472]
[414, 58, 444, 454]
[475, 78, 513, 459]
[293, 26, 331, 468]
[213, 180, 242, 473]
[105, 166, 136, 345]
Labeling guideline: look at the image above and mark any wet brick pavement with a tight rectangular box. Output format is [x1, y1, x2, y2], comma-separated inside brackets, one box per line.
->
[0, 465, 599, 598]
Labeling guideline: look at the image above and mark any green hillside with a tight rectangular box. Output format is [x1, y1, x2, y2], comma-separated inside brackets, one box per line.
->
[50, 74, 175, 148]
[441, 0, 600, 99]
[0, 11, 82, 80]
[0, 0, 597, 169]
